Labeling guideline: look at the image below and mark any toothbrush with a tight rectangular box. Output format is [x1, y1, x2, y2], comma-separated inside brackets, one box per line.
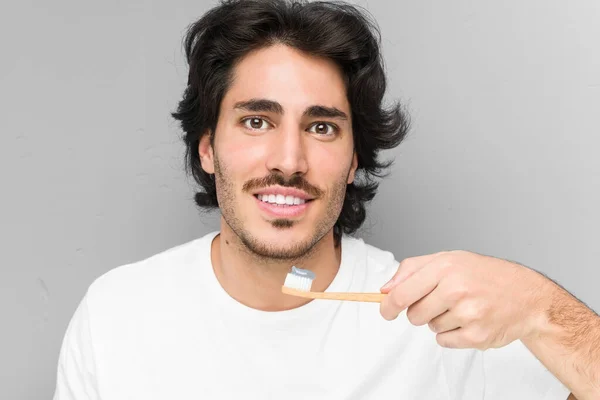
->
[281, 266, 386, 303]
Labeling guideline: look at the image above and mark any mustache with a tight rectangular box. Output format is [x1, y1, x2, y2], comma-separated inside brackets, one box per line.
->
[243, 173, 323, 198]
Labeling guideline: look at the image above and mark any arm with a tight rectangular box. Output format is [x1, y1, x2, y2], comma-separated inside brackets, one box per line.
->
[521, 279, 600, 400]
[379, 251, 599, 399]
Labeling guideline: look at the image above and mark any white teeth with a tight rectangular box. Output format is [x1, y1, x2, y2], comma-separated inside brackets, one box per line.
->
[257, 194, 307, 205]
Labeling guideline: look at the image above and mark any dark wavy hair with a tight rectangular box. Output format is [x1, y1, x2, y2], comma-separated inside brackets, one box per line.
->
[171, 0, 410, 244]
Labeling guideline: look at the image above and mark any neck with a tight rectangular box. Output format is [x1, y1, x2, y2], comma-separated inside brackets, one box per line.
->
[211, 220, 341, 311]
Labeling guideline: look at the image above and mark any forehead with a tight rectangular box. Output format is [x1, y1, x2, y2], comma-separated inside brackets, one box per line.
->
[222, 44, 350, 113]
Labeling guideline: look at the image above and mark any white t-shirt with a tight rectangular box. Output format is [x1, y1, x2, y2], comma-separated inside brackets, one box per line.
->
[53, 231, 571, 399]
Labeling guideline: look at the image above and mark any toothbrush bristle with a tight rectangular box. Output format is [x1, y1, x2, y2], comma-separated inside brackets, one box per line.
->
[283, 266, 315, 292]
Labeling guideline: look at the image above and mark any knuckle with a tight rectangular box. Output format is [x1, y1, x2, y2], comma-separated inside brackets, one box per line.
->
[439, 256, 455, 270]
[398, 258, 414, 272]
[439, 258, 460, 275]
[389, 290, 405, 310]
[440, 250, 470, 271]
[460, 302, 483, 322]
[447, 287, 464, 304]
[428, 321, 439, 333]
[450, 281, 470, 302]
[406, 305, 424, 326]
[466, 327, 489, 346]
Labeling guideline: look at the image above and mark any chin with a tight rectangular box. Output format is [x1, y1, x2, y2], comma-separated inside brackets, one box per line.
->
[245, 237, 313, 260]
[242, 222, 319, 259]
[259, 219, 305, 241]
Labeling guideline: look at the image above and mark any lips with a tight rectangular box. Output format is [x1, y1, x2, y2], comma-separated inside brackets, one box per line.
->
[253, 192, 313, 219]
[250, 185, 317, 219]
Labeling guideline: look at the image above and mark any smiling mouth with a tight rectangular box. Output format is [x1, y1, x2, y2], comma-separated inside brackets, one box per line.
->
[254, 194, 314, 206]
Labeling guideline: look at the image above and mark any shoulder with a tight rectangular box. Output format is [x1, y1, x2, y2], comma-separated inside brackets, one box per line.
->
[343, 234, 397, 267]
[85, 231, 217, 312]
[342, 235, 400, 287]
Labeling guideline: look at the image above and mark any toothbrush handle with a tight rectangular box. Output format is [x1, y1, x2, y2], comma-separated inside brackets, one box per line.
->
[282, 287, 386, 303]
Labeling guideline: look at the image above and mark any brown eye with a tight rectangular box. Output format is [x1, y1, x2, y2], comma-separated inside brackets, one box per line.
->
[308, 122, 336, 136]
[242, 117, 270, 130]
[250, 118, 263, 129]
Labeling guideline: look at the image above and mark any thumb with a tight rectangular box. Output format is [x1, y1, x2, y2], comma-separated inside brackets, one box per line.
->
[380, 252, 444, 293]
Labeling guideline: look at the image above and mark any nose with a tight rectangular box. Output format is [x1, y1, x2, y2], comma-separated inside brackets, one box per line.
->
[265, 125, 308, 177]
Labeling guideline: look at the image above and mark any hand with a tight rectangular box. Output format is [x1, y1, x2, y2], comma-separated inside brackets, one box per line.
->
[379, 250, 551, 350]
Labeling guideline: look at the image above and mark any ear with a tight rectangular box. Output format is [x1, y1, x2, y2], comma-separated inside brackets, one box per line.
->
[198, 132, 215, 174]
[347, 152, 358, 184]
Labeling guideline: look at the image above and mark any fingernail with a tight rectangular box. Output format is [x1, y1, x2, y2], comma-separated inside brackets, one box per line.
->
[381, 274, 405, 291]
[380, 280, 393, 291]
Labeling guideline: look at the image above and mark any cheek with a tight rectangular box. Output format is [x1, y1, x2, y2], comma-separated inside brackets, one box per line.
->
[218, 138, 267, 175]
[308, 142, 353, 179]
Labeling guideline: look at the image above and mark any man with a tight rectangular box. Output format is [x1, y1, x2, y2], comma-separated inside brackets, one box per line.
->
[53, 0, 600, 399]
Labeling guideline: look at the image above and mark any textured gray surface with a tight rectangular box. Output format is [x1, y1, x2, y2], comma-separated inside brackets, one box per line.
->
[1, 1, 598, 398]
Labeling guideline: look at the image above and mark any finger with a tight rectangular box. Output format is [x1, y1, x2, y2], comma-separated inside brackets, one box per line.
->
[435, 326, 489, 350]
[380, 261, 442, 321]
[380, 252, 445, 293]
[405, 286, 449, 327]
[435, 328, 470, 349]
[427, 310, 461, 333]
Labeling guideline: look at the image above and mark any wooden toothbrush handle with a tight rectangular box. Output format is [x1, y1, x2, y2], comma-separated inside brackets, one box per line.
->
[282, 287, 386, 303]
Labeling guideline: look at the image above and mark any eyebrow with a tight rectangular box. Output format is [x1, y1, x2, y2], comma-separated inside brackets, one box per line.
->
[233, 98, 348, 120]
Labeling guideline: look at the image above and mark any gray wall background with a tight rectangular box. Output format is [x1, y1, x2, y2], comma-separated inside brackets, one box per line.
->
[1, 0, 598, 398]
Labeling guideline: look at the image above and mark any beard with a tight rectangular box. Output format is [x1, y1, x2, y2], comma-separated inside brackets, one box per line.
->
[212, 152, 350, 260]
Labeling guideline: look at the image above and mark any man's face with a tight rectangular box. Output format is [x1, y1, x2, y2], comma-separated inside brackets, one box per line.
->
[199, 44, 358, 259]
